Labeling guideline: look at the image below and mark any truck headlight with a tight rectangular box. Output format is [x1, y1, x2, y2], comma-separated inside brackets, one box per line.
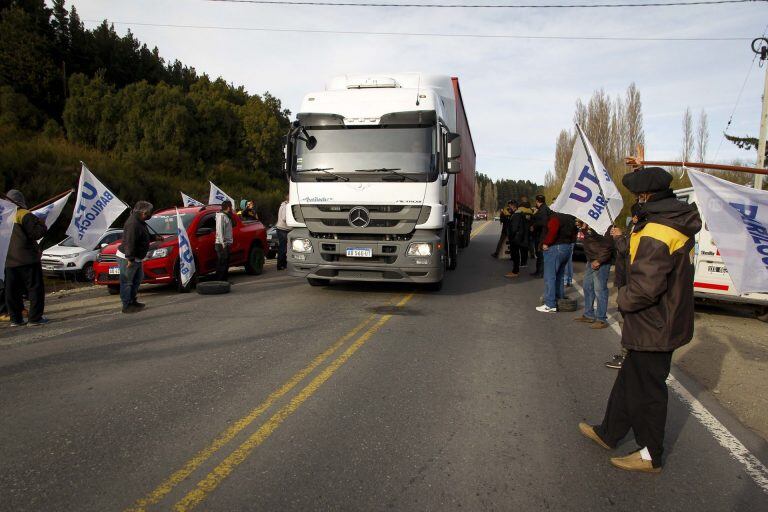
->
[407, 243, 432, 257]
[148, 247, 170, 259]
[291, 238, 313, 253]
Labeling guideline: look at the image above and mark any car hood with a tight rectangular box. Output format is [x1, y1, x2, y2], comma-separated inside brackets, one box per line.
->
[43, 245, 87, 257]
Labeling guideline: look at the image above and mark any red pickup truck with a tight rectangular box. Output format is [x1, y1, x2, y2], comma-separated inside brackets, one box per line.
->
[94, 205, 268, 293]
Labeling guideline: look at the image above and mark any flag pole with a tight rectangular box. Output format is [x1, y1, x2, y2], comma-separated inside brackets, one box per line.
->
[574, 123, 617, 227]
[29, 189, 74, 212]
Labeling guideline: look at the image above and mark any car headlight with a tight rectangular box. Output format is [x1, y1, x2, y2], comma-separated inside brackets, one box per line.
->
[291, 238, 313, 253]
[407, 243, 432, 257]
[58, 253, 78, 260]
[148, 247, 170, 259]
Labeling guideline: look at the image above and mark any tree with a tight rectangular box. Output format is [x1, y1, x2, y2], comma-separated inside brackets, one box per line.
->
[696, 109, 709, 163]
[681, 107, 694, 164]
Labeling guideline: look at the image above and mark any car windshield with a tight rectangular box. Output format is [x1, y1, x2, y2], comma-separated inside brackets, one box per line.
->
[146, 213, 195, 235]
[58, 236, 80, 247]
[294, 126, 436, 182]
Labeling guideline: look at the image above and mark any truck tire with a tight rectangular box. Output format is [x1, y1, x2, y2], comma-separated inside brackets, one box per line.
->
[307, 278, 330, 287]
[107, 284, 120, 295]
[446, 224, 458, 271]
[557, 297, 578, 312]
[196, 281, 231, 295]
[244, 244, 265, 275]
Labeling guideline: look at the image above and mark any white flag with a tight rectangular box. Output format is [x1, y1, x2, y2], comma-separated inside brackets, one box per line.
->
[688, 169, 768, 294]
[32, 191, 72, 230]
[175, 208, 196, 287]
[208, 181, 234, 206]
[551, 124, 624, 235]
[0, 198, 18, 281]
[181, 192, 204, 207]
[66, 163, 128, 250]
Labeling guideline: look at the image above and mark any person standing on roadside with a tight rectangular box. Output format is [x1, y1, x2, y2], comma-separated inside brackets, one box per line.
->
[579, 167, 701, 474]
[505, 200, 532, 278]
[275, 194, 291, 270]
[574, 222, 614, 329]
[530, 195, 551, 277]
[4, 190, 48, 326]
[215, 200, 234, 281]
[536, 211, 577, 313]
[117, 201, 154, 314]
[492, 201, 513, 258]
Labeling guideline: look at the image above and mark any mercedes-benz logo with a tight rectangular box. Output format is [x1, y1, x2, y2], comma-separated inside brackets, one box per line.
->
[348, 206, 370, 228]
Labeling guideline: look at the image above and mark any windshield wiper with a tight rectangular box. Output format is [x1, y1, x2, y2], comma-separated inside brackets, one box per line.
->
[354, 168, 418, 182]
[296, 167, 349, 182]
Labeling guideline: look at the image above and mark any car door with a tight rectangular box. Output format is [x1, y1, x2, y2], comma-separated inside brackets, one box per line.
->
[229, 215, 246, 264]
[194, 214, 218, 274]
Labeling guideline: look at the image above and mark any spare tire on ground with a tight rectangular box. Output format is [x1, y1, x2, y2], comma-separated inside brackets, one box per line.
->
[557, 297, 578, 312]
[196, 281, 231, 295]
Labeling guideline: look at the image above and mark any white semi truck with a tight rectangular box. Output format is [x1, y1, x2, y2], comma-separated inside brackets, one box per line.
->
[283, 74, 476, 290]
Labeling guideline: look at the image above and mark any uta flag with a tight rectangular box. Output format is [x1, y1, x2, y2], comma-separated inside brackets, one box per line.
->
[0, 198, 18, 281]
[688, 169, 768, 294]
[175, 208, 196, 288]
[208, 182, 234, 206]
[32, 191, 72, 230]
[181, 192, 204, 207]
[66, 163, 128, 249]
[551, 124, 624, 235]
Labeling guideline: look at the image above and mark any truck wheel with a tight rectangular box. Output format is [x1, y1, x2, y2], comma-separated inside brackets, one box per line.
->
[197, 281, 231, 295]
[307, 278, 330, 287]
[245, 244, 265, 275]
[446, 225, 458, 271]
[757, 307, 768, 323]
[79, 262, 95, 282]
[107, 285, 120, 295]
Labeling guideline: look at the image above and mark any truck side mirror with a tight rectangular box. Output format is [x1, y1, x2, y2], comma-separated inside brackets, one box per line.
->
[447, 159, 462, 174]
[447, 133, 461, 160]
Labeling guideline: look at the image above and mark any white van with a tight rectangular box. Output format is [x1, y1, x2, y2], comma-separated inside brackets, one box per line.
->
[675, 187, 768, 321]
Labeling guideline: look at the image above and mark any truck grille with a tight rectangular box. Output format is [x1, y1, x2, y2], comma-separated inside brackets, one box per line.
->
[300, 204, 424, 235]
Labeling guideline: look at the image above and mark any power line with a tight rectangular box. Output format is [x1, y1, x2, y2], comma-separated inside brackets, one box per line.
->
[208, 0, 766, 8]
[85, 20, 752, 41]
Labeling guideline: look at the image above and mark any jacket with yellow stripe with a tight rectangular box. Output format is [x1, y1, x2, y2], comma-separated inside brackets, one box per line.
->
[6, 209, 47, 268]
[617, 193, 701, 352]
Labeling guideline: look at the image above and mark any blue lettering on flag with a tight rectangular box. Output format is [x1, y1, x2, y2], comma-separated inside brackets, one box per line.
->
[729, 202, 768, 268]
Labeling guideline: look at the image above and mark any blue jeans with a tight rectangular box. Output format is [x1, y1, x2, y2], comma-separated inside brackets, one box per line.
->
[564, 243, 575, 285]
[118, 257, 143, 308]
[584, 263, 612, 322]
[543, 244, 571, 308]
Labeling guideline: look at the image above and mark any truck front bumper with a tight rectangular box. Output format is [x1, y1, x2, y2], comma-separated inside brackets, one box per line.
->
[287, 228, 445, 283]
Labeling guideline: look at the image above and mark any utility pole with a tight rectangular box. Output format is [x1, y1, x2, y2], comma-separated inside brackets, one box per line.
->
[754, 38, 768, 190]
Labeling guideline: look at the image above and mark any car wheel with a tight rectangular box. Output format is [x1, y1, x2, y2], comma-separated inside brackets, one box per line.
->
[107, 285, 120, 295]
[174, 262, 196, 293]
[196, 281, 231, 295]
[307, 278, 330, 287]
[80, 262, 95, 282]
[244, 244, 265, 275]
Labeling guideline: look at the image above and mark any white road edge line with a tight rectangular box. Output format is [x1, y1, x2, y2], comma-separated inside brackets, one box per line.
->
[571, 280, 768, 494]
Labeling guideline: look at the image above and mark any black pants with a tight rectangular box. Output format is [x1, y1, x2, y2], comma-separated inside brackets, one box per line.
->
[510, 243, 527, 274]
[0, 279, 6, 316]
[596, 350, 673, 468]
[493, 231, 507, 257]
[277, 229, 288, 269]
[215, 243, 231, 281]
[520, 243, 528, 267]
[5, 264, 45, 323]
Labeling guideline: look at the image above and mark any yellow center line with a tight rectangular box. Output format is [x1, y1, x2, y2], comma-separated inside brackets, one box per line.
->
[172, 292, 416, 512]
[470, 220, 491, 239]
[125, 312, 380, 512]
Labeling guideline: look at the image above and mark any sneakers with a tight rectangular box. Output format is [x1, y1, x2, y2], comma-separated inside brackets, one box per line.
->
[574, 316, 595, 323]
[591, 321, 609, 329]
[536, 304, 557, 313]
[610, 451, 661, 474]
[605, 354, 624, 369]
[578, 422, 612, 450]
[28, 317, 50, 327]
[504, 272, 519, 278]
[10, 320, 27, 327]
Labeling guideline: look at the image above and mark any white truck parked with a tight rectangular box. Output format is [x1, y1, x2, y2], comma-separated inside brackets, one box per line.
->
[284, 74, 476, 290]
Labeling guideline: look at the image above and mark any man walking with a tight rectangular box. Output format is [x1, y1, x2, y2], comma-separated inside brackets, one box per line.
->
[215, 200, 234, 281]
[117, 201, 154, 314]
[535, 211, 576, 313]
[275, 194, 291, 270]
[4, 189, 48, 326]
[579, 167, 701, 473]
[574, 222, 614, 329]
[530, 195, 551, 277]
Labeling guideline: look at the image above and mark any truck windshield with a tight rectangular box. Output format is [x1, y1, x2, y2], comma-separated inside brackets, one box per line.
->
[294, 126, 436, 182]
[146, 213, 195, 235]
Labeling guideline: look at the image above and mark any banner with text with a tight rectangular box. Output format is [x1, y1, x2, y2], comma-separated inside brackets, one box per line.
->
[689, 169, 768, 294]
[32, 191, 72, 230]
[551, 124, 623, 235]
[181, 192, 204, 207]
[66, 164, 127, 250]
[208, 182, 234, 206]
[176, 208, 196, 288]
[0, 199, 18, 281]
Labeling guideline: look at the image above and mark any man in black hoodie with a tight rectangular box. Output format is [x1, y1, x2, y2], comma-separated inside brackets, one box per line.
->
[579, 167, 701, 474]
[530, 195, 551, 277]
[117, 201, 154, 313]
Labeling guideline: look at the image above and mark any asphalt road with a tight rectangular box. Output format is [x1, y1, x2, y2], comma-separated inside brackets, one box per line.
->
[1, 223, 767, 511]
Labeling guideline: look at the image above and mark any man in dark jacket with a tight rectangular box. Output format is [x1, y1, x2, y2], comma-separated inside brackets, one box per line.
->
[505, 201, 533, 278]
[492, 201, 513, 258]
[579, 167, 701, 474]
[574, 223, 614, 329]
[536, 211, 577, 312]
[4, 190, 48, 326]
[530, 195, 551, 277]
[117, 201, 154, 313]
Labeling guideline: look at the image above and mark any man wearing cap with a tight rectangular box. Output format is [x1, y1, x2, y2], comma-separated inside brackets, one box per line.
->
[579, 167, 701, 473]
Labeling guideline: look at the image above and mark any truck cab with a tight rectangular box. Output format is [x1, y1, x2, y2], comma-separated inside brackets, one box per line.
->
[284, 74, 476, 289]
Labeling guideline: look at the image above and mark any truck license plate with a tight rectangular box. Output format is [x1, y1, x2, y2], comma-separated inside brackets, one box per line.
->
[108, 267, 120, 275]
[346, 248, 373, 258]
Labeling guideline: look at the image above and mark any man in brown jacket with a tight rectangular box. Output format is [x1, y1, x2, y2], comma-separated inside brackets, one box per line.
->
[579, 167, 701, 473]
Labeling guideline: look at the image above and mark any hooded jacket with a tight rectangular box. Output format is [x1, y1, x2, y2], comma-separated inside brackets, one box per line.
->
[118, 211, 151, 262]
[617, 192, 702, 352]
[5, 190, 47, 268]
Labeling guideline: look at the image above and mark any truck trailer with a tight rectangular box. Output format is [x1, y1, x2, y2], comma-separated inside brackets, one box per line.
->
[283, 74, 476, 289]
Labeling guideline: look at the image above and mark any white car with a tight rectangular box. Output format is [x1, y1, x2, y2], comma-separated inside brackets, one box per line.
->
[41, 229, 123, 282]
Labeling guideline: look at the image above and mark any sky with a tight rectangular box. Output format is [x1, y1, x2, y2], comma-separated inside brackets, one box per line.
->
[70, 0, 767, 184]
